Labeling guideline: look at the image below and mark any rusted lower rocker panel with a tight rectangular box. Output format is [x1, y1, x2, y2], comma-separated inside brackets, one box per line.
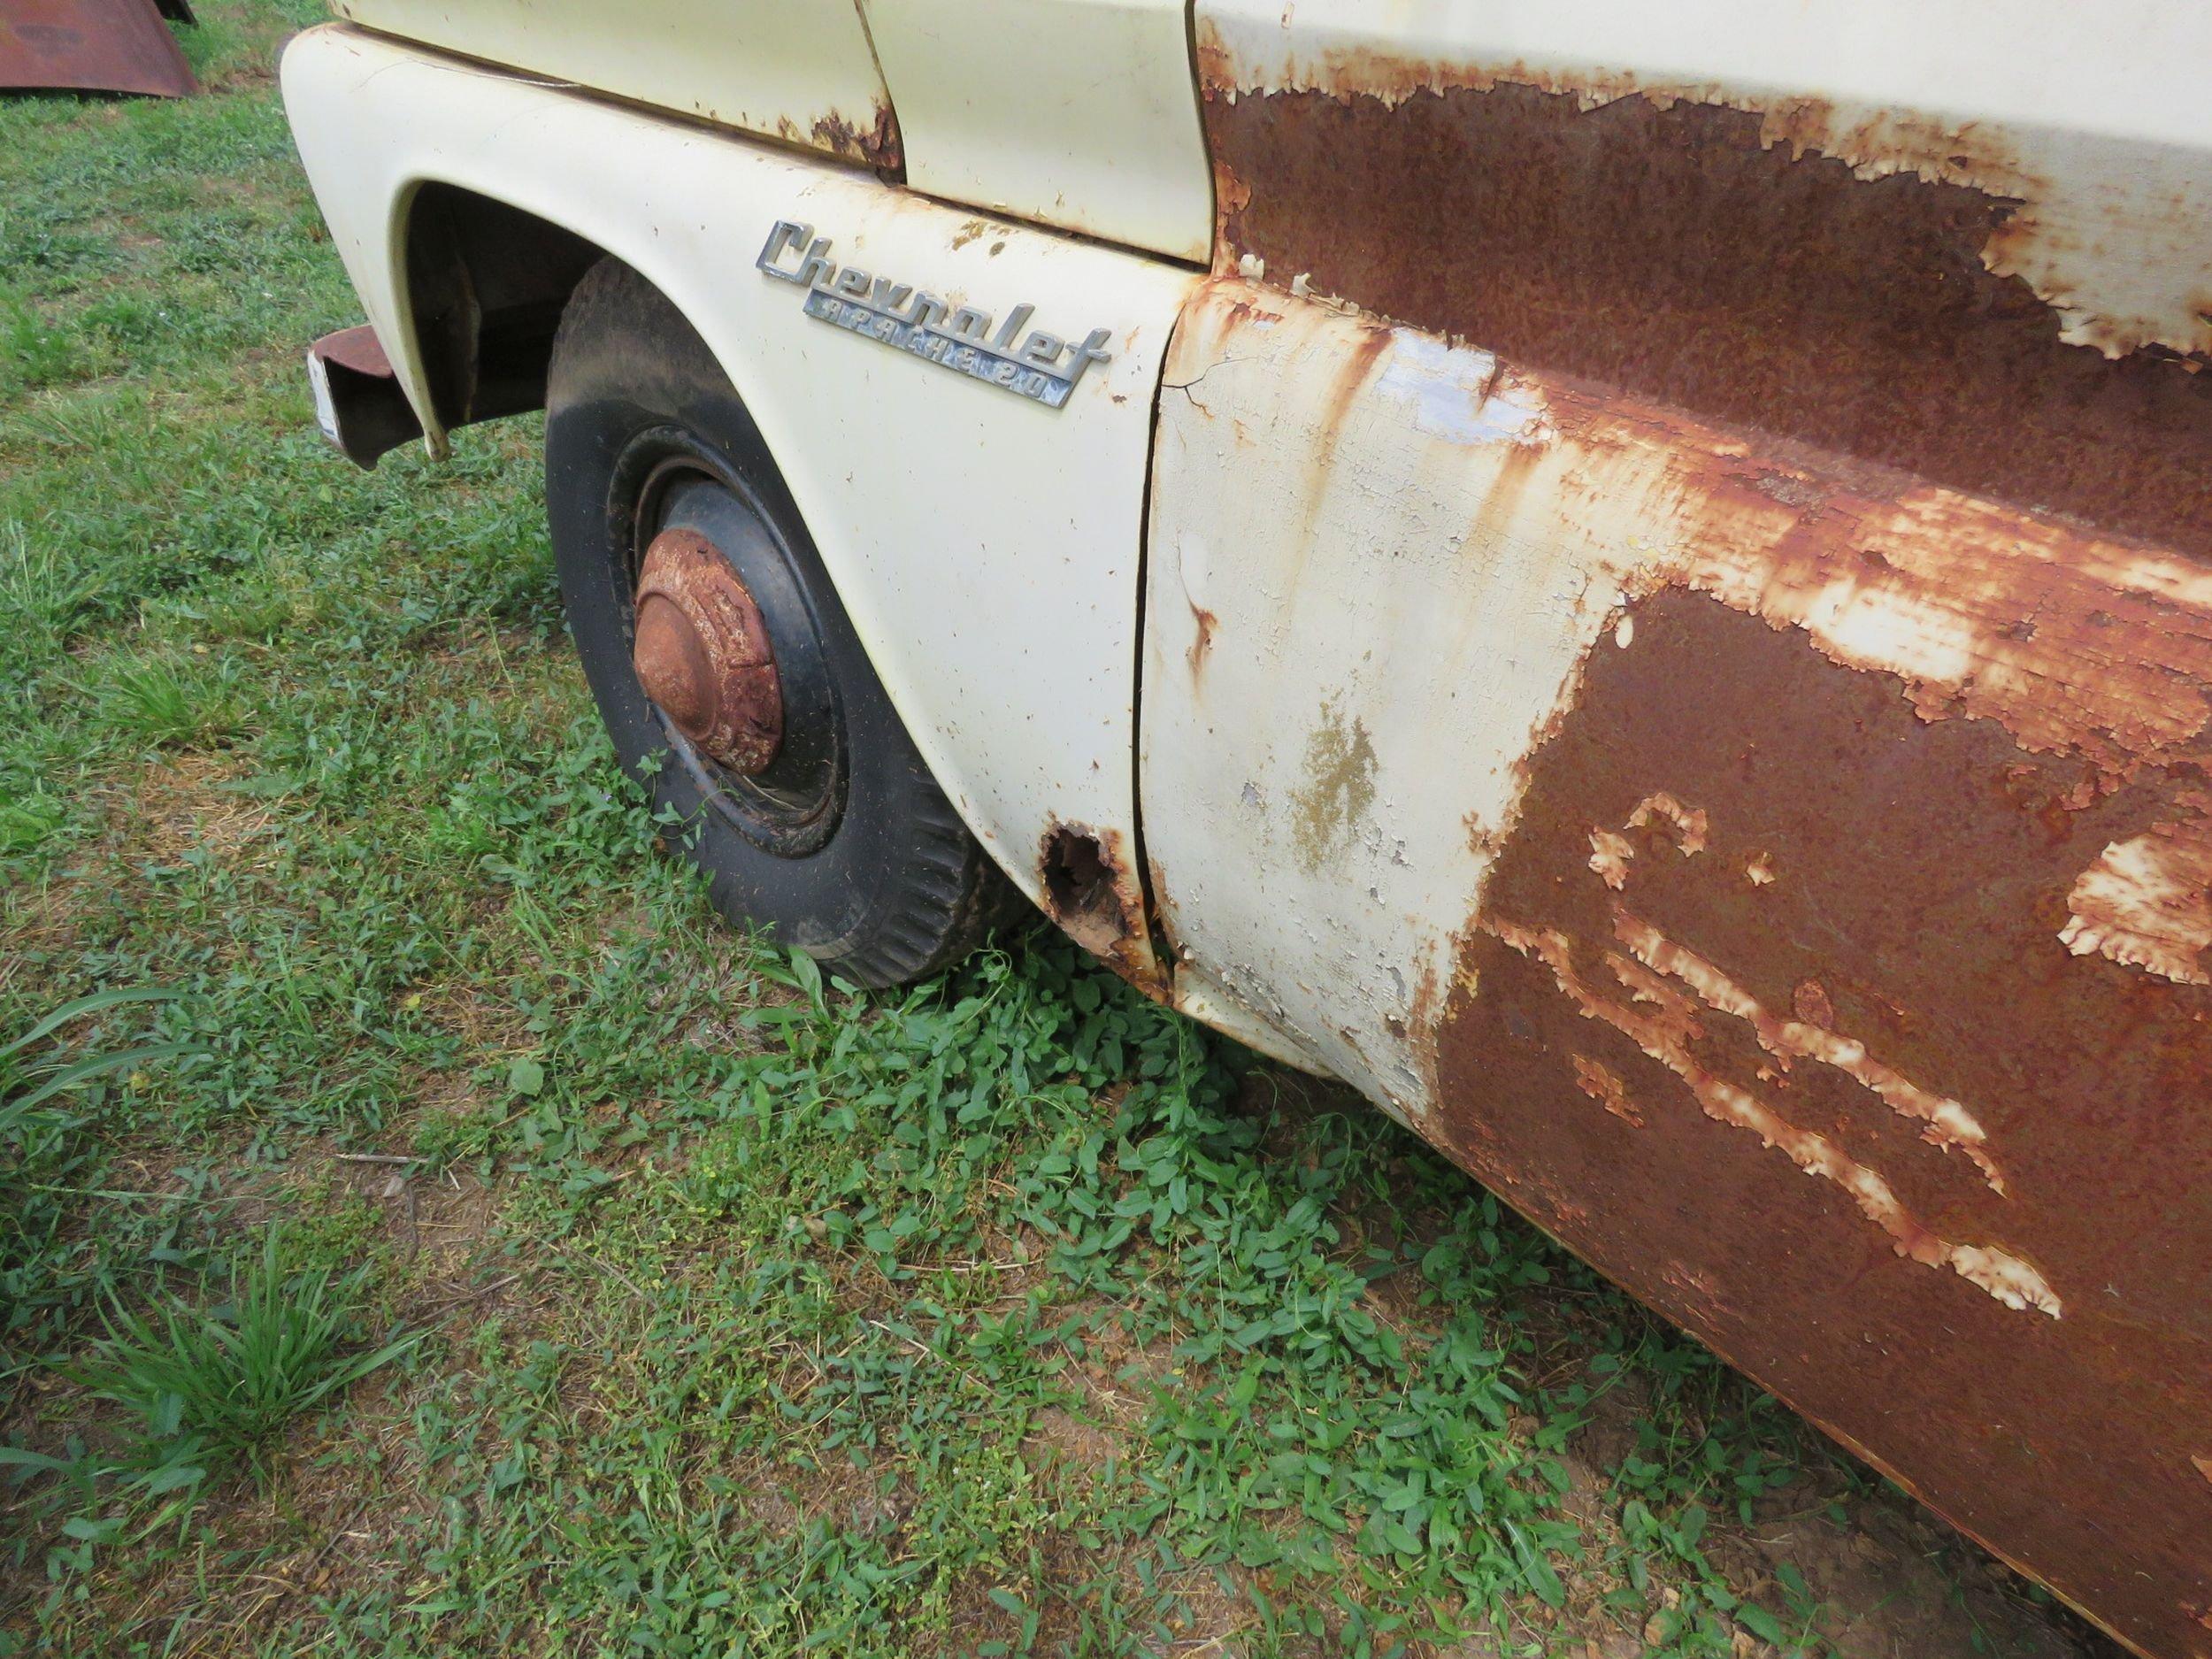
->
[1151, 13, 2212, 1641]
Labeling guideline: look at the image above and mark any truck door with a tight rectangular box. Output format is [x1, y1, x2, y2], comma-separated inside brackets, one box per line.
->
[1139, 4, 2212, 1655]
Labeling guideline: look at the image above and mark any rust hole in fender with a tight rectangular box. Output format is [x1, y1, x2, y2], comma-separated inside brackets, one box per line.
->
[1038, 823, 1174, 1002]
[1041, 825, 1125, 956]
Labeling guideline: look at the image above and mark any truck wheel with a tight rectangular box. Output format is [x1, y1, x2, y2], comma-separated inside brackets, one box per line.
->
[544, 257, 1010, 987]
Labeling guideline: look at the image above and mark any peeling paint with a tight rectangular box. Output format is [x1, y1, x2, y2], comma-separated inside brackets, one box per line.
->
[1196, 4, 2212, 363]
[2060, 803, 2212, 987]
[1486, 916, 2055, 1314]
[1572, 1053, 1641, 1126]
[1609, 910, 2004, 1194]
[1548, 794, 2013, 1249]
[1196, 7, 2212, 563]
[1589, 795, 1710, 892]
[1627, 793, 1706, 855]
[1586, 828, 1634, 891]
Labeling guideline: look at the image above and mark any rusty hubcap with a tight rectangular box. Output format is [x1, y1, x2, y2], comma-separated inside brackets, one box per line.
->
[631, 527, 783, 774]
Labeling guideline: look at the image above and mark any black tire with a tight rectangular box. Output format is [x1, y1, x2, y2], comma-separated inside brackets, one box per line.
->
[544, 257, 1009, 987]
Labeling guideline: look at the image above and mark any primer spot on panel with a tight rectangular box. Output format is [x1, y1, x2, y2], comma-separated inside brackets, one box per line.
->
[2059, 805, 2212, 987]
[1288, 695, 1379, 872]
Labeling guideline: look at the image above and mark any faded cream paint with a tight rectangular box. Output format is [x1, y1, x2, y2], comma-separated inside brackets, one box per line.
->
[327, 0, 1216, 263]
[859, 0, 1213, 262]
[1200, 0, 2212, 361]
[331, 0, 896, 165]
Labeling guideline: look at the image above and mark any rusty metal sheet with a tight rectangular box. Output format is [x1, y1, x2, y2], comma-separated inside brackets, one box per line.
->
[630, 528, 785, 779]
[1141, 276, 2212, 1659]
[1, 0, 197, 98]
[305, 323, 422, 470]
[1193, 4, 2212, 563]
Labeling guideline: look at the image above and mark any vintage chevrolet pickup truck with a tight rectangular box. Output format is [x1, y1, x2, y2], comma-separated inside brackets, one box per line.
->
[280, 4, 2212, 1653]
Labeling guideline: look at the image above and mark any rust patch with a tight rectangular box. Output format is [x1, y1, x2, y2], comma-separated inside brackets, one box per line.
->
[1185, 603, 1218, 676]
[1039, 822, 1171, 1002]
[1435, 588, 2212, 1659]
[1549, 380, 2212, 787]
[1793, 979, 1836, 1029]
[1202, 70, 2212, 559]
[630, 528, 782, 777]
[809, 100, 904, 173]
[0, 0, 199, 98]
[1571, 1054, 1641, 1126]
[1592, 791, 1709, 887]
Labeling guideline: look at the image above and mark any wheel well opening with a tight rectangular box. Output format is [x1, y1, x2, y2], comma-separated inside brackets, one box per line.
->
[403, 183, 605, 433]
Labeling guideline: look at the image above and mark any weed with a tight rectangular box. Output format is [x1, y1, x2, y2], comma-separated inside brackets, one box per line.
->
[73, 1228, 418, 1480]
[0, 792, 66, 859]
[85, 653, 242, 751]
[0, 282, 84, 391]
[4, 1228, 416, 1576]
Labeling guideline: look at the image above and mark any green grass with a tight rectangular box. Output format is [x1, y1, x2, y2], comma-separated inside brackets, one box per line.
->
[0, 7, 2091, 1658]
[8, 1226, 419, 1543]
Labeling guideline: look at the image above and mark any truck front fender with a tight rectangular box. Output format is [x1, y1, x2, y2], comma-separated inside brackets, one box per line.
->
[281, 25, 1200, 958]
